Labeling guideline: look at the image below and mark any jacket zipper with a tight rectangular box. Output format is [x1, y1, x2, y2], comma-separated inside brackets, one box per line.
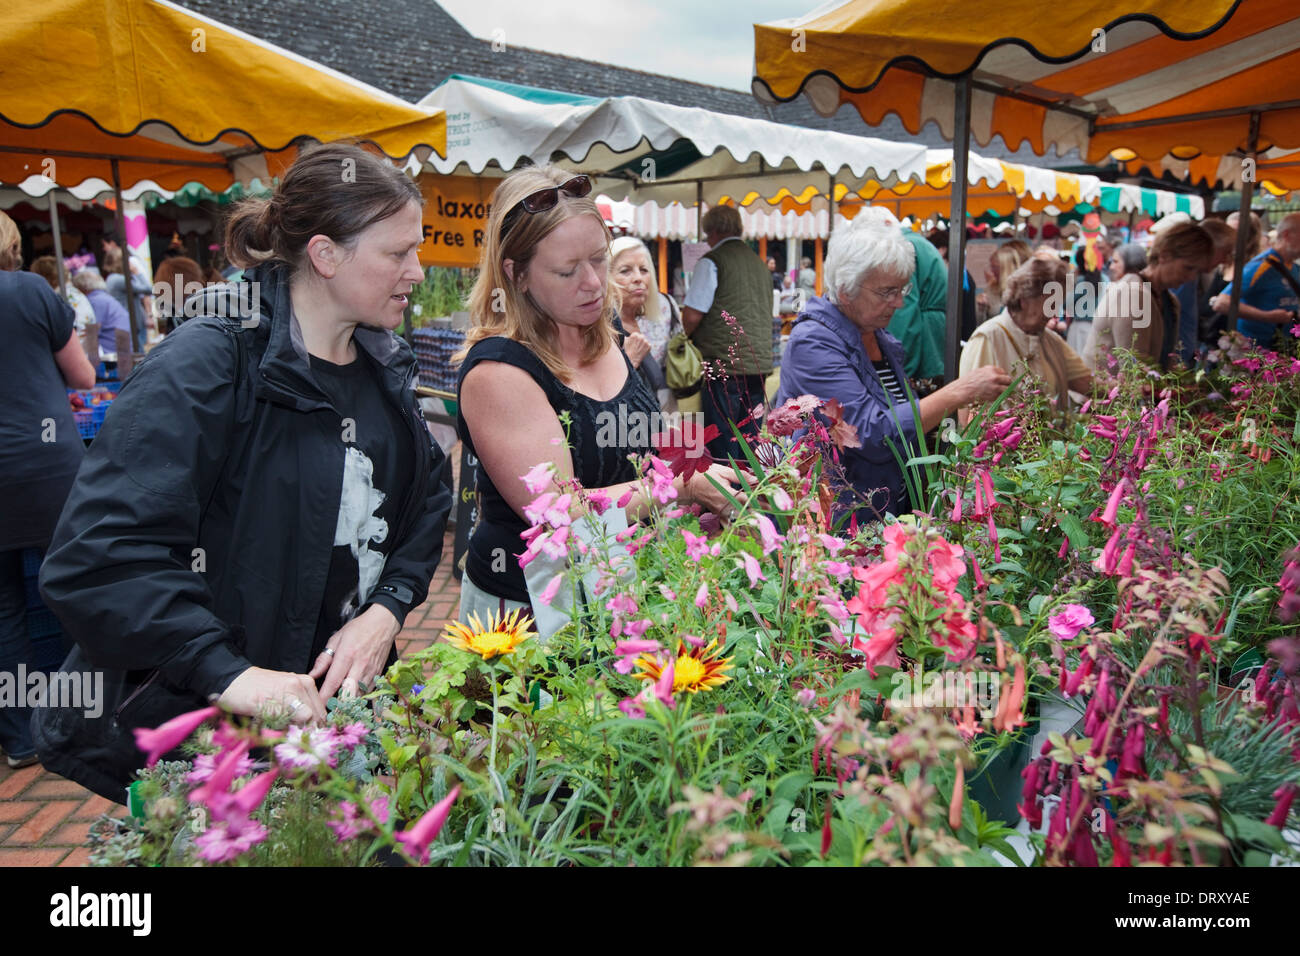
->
[112, 669, 160, 727]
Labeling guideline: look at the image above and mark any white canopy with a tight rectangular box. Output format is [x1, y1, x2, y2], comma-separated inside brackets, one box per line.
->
[416, 75, 929, 206]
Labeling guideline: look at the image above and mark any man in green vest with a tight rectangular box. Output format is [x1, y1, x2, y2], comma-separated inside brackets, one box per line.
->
[681, 206, 774, 459]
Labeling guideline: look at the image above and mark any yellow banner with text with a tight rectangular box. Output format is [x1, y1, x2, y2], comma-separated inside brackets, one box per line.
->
[418, 175, 496, 268]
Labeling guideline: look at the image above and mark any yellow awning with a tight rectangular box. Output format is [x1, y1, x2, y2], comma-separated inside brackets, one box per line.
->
[753, 0, 1296, 181]
[1, 0, 445, 193]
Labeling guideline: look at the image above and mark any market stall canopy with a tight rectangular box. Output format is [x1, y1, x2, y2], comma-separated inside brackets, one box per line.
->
[752, 0, 1297, 170]
[733, 150, 1204, 225]
[1, 0, 446, 195]
[417, 74, 928, 206]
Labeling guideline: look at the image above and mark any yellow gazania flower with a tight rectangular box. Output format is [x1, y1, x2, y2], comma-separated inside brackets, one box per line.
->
[634, 640, 733, 693]
[443, 608, 533, 660]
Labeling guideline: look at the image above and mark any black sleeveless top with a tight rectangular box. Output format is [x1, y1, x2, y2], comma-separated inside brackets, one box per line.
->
[456, 336, 659, 601]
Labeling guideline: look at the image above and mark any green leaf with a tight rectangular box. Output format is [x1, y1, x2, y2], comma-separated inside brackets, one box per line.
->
[1224, 812, 1287, 852]
[1056, 513, 1090, 551]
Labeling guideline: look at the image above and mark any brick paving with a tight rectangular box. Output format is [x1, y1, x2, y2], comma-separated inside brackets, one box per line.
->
[0, 526, 462, 867]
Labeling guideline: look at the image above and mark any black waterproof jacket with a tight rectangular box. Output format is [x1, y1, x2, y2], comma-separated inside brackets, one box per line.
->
[33, 264, 453, 802]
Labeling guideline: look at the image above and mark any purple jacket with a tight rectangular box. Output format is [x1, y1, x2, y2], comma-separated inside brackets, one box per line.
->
[775, 295, 918, 519]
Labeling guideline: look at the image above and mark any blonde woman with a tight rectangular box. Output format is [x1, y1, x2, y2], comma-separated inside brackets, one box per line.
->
[454, 167, 741, 621]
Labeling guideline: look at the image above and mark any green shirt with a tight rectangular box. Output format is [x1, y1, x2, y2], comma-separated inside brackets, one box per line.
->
[886, 230, 948, 379]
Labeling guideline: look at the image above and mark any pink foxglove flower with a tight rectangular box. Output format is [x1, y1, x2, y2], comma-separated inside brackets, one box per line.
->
[396, 786, 461, 865]
[1048, 604, 1095, 641]
[134, 706, 220, 768]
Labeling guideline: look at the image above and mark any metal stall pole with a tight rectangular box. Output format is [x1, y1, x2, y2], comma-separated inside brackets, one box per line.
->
[944, 75, 974, 383]
[110, 159, 140, 352]
[1227, 113, 1261, 330]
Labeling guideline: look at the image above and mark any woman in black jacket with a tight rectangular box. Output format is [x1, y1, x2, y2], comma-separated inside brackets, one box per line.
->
[33, 144, 453, 802]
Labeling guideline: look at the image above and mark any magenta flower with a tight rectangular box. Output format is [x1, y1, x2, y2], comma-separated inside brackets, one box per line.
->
[1048, 604, 1095, 641]
[336, 722, 368, 748]
[740, 552, 766, 588]
[682, 529, 711, 561]
[654, 659, 677, 709]
[186, 750, 255, 785]
[618, 695, 647, 719]
[617, 489, 635, 508]
[622, 618, 653, 639]
[194, 815, 268, 864]
[614, 638, 661, 674]
[396, 786, 461, 865]
[1099, 480, 1125, 527]
[189, 739, 252, 809]
[230, 769, 279, 818]
[134, 706, 220, 768]
[586, 489, 612, 515]
[539, 525, 571, 561]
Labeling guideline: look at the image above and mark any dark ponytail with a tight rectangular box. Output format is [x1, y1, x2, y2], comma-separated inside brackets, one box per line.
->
[224, 142, 422, 271]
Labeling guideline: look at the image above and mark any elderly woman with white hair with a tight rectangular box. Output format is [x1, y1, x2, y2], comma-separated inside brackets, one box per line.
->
[610, 235, 681, 410]
[775, 209, 1010, 518]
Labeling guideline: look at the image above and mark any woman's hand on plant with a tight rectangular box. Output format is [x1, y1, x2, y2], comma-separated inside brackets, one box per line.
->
[218, 667, 327, 724]
[310, 604, 401, 700]
[624, 332, 651, 369]
[688, 463, 749, 519]
[958, 364, 1013, 405]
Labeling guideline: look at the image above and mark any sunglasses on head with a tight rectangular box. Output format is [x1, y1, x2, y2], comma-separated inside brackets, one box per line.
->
[500, 175, 593, 236]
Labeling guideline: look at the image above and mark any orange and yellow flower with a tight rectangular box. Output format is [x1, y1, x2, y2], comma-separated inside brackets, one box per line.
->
[443, 608, 532, 660]
[634, 640, 732, 694]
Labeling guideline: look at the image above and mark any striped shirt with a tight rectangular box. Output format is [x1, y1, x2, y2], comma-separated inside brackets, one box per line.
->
[873, 359, 907, 405]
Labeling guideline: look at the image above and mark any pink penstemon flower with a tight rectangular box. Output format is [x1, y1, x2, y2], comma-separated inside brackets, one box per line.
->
[135, 705, 220, 768]
[396, 786, 461, 865]
[614, 638, 661, 674]
[740, 552, 766, 588]
[753, 514, 784, 555]
[537, 573, 564, 606]
[520, 463, 554, 495]
[694, 583, 709, 609]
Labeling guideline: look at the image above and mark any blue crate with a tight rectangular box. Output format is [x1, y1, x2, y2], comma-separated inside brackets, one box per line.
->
[91, 403, 108, 425]
[74, 410, 98, 440]
[26, 605, 61, 641]
[20, 548, 43, 578]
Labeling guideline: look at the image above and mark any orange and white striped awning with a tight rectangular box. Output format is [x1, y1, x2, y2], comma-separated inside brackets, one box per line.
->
[753, 0, 1299, 191]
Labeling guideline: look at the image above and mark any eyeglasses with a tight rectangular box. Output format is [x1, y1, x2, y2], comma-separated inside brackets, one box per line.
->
[500, 175, 593, 236]
[865, 282, 912, 302]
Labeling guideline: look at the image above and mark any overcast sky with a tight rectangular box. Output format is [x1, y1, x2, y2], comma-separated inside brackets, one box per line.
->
[438, 0, 813, 91]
